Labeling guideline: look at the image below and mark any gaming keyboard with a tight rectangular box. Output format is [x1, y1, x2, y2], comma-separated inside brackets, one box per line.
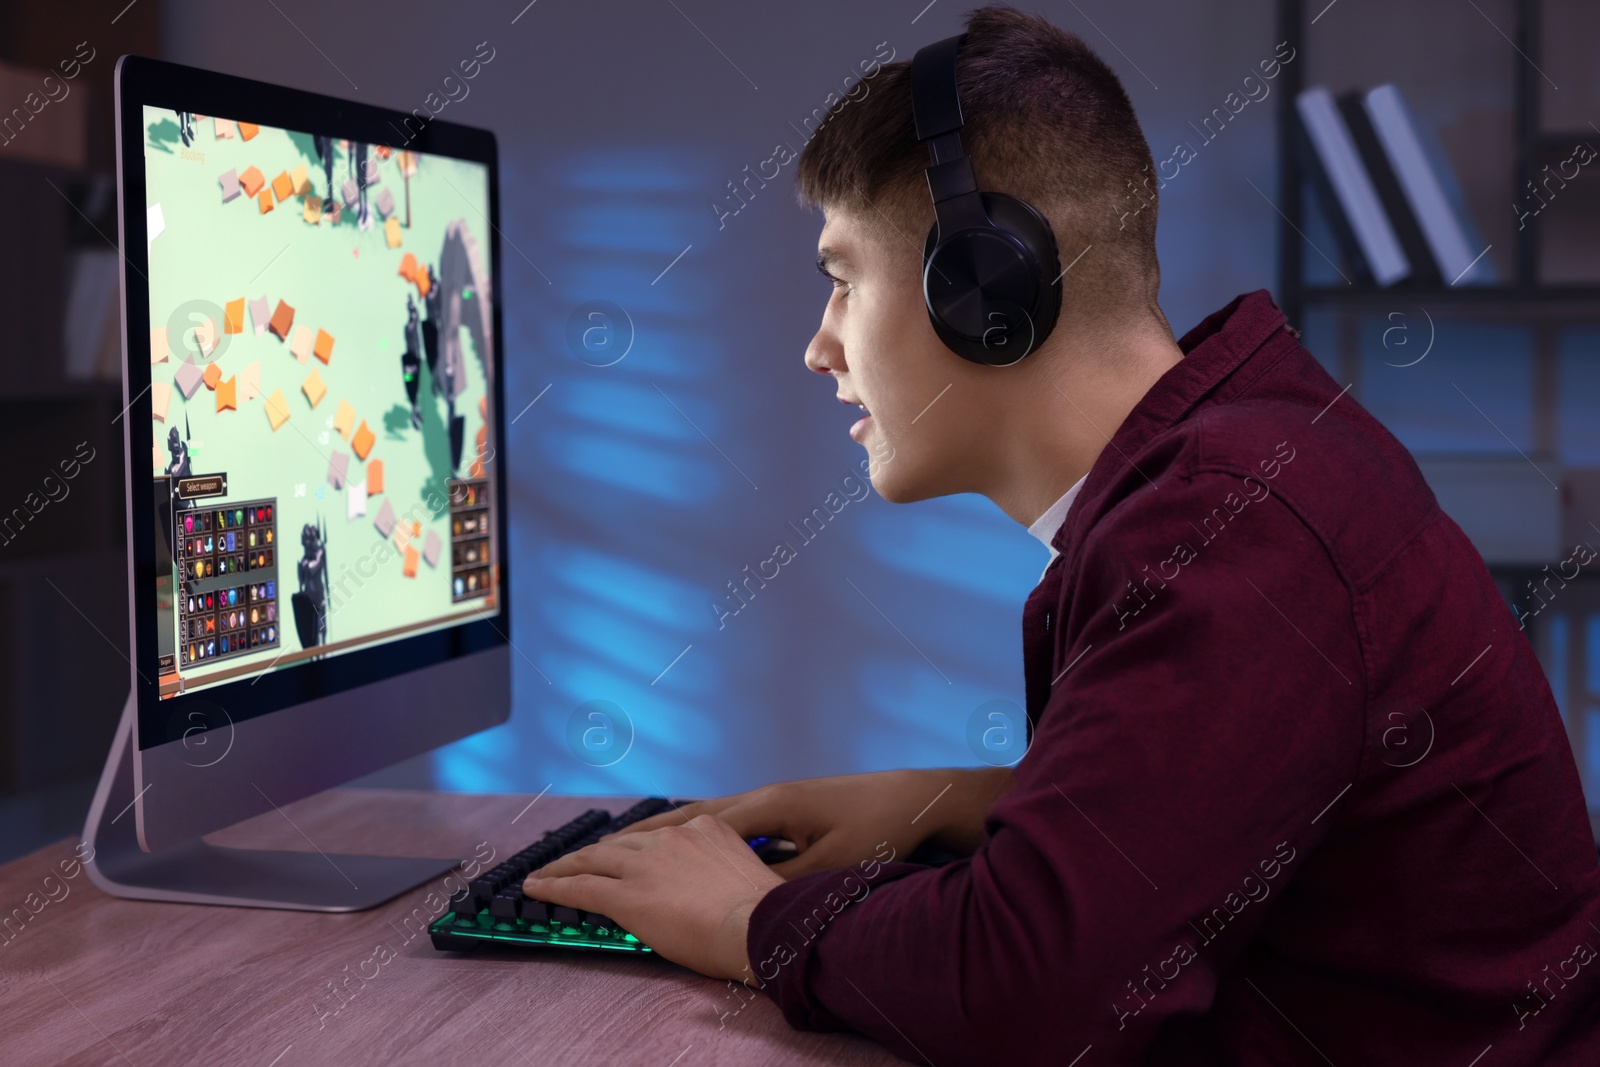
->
[430, 797, 680, 955]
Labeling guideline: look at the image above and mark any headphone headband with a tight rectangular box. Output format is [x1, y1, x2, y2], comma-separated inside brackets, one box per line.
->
[912, 35, 986, 238]
[910, 34, 964, 141]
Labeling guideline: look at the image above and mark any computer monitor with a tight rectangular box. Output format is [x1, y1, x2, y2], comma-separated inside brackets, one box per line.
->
[83, 55, 511, 911]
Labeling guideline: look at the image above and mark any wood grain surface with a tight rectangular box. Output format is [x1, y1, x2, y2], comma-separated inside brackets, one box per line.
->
[0, 789, 902, 1066]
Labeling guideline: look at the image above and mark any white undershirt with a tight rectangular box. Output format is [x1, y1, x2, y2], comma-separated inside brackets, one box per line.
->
[1026, 473, 1088, 572]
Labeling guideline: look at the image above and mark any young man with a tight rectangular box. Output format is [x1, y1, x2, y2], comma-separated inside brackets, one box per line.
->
[524, 7, 1600, 1062]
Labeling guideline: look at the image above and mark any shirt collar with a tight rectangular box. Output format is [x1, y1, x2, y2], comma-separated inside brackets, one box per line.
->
[1027, 473, 1088, 559]
[1049, 289, 1290, 560]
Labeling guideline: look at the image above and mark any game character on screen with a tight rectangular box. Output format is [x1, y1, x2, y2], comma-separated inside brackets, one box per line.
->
[348, 141, 372, 231]
[292, 519, 328, 651]
[314, 134, 337, 217]
[401, 294, 424, 431]
[422, 259, 466, 471]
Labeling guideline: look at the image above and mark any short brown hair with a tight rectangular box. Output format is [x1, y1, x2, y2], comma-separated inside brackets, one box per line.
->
[795, 5, 1160, 318]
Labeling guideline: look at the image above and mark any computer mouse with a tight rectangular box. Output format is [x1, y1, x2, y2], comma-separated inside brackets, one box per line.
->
[746, 836, 799, 864]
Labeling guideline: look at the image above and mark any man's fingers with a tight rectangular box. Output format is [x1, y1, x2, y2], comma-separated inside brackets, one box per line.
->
[769, 832, 838, 879]
[766, 833, 888, 880]
[601, 799, 713, 840]
[520, 871, 622, 914]
[524, 842, 632, 885]
[691, 804, 784, 842]
[628, 798, 796, 848]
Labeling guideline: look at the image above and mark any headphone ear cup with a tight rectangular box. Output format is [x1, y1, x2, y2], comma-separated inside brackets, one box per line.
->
[922, 193, 1064, 366]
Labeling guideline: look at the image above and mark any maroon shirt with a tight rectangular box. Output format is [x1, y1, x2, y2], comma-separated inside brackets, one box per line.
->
[746, 290, 1600, 1064]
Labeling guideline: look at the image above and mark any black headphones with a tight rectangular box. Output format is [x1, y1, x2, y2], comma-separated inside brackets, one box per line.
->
[910, 34, 1063, 366]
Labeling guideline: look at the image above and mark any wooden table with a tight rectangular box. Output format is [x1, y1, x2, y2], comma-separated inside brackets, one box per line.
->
[0, 790, 901, 1066]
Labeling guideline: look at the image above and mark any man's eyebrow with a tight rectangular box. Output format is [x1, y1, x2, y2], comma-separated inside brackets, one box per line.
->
[815, 247, 853, 276]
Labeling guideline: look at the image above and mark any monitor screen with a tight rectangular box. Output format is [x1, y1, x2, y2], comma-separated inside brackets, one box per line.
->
[138, 106, 500, 699]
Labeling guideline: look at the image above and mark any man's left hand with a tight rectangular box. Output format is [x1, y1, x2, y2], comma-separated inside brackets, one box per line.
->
[522, 813, 784, 980]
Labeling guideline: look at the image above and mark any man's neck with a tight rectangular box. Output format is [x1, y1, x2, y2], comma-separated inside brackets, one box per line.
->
[982, 324, 1185, 527]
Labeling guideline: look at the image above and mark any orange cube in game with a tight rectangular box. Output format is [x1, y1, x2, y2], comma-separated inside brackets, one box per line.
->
[402, 545, 419, 578]
[366, 459, 384, 495]
[268, 300, 295, 341]
[258, 189, 273, 214]
[239, 166, 265, 198]
[351, 420, 375, 461]
[202, 362, 222, 390]
[238, 121, 259, 141]
[302, 367, 326, 408]
[271, 170, 293, 202]
[413, 263, 431, 298]
[332, 400, 355, 439]
[224, 297, 245, 334]
[264, 389, 290, 430]
[313, 328, 334, 364]
[397, 252, 417, 282]
[216, 376, 237, 412]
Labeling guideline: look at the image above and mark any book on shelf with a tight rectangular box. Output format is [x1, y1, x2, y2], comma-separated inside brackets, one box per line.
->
[1295, 85, 1410, 287]
[1295, 83, 1493, 290]
[1359, 84, 1493, 286]
[1337, 90, 1442, 286]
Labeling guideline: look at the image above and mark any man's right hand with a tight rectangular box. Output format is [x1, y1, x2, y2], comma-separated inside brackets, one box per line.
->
[604, 767, 1014, 879]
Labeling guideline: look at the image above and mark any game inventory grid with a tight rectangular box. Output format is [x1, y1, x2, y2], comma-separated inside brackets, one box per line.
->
[176, 499, 280, 666]
[449, 478, 491, 602]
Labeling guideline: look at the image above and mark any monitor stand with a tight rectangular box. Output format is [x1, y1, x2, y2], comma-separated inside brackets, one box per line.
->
[83, 693, 459, 912]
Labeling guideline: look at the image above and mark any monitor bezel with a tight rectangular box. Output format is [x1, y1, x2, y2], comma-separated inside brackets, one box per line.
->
[116, 54, 511, 753]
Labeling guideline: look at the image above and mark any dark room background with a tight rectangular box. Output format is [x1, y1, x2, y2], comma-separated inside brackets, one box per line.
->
[2, 0, 1598, 862]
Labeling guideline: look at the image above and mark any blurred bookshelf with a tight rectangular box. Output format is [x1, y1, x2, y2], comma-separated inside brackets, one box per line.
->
[1276, 0, 1600, 834]
[0, 1, 160, 861]
[1279, 0, 1600, 323]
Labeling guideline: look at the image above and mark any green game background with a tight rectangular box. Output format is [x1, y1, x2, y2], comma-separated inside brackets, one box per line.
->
[142, 105, 497, 692]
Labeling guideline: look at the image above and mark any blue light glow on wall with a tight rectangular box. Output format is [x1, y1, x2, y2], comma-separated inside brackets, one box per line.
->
[430, 146, 1049, 799]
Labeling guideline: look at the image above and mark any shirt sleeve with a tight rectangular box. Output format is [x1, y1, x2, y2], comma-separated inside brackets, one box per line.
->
[744, 467, 1367, 1065]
